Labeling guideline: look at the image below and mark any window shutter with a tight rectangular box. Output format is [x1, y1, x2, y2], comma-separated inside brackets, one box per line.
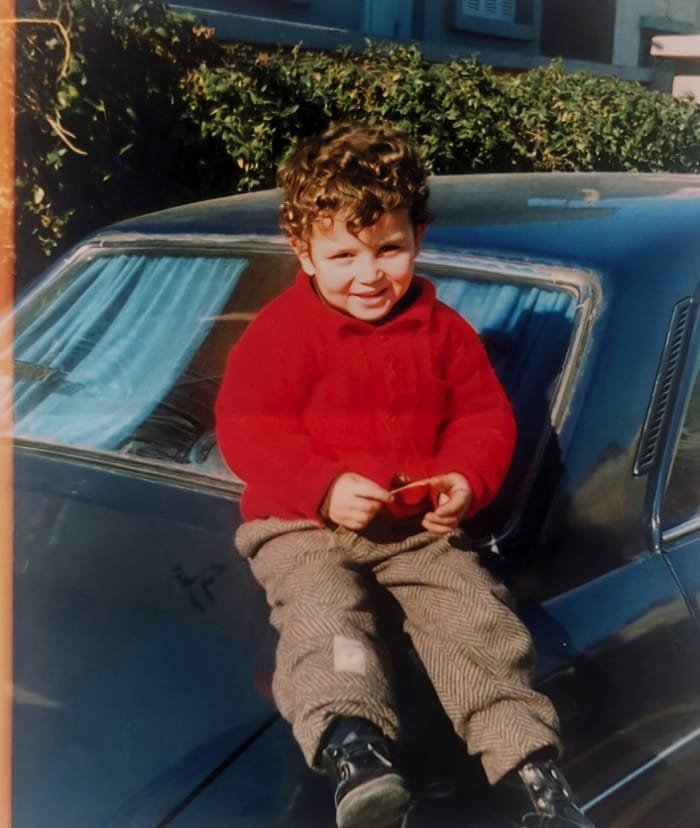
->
[463, 0, 516, 21]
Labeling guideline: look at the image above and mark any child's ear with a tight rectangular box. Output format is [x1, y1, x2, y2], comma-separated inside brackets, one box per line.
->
[290, 236, 316, 276]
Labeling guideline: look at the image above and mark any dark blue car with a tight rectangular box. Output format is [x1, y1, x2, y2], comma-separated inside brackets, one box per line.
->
[9, 173, 700, 826]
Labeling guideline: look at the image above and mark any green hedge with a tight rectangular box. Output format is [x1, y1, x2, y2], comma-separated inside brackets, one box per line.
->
[188, 42, 700, 182]
[16, 0, 700, 291]
[16, 0, 222, 288]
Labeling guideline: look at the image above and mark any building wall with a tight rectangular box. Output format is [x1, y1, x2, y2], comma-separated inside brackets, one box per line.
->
[168, 0, 696, 83]
[420, 0, 540, 55]
[540, 0, 616, 63]
[173, 0, 364, 31]
[169, 0, 544, 64]
[613, 0, 700, 66]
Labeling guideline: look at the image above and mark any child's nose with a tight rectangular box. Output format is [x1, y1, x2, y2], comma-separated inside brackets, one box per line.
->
[356, 257, 384, 283]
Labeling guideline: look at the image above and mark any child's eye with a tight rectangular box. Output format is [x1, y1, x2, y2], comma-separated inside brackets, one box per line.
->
[330, 251, 353, 260]
[379, 245, 400, 255]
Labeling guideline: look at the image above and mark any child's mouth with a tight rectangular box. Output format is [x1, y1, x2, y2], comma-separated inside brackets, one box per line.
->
[353, 288, 388, 305]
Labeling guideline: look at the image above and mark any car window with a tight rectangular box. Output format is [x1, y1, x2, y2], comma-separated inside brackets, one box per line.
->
[9, 248, 297, 474]
[13, 252, 244, 451]
[10, 246, 579, 530]
[662, 349, 700, 532]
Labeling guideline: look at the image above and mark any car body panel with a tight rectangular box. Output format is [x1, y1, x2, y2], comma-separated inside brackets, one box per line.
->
[14, 449, 276, 827]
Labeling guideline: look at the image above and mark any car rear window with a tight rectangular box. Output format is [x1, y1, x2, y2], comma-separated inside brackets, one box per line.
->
[9, 245, 579, 537]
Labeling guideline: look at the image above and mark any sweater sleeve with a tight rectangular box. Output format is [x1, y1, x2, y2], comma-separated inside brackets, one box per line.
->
[215, 304, 346, 519]
[433, 312, 517, 517]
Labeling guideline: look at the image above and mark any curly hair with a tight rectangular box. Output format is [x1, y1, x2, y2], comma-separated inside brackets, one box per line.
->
[277, 122, 431, 243]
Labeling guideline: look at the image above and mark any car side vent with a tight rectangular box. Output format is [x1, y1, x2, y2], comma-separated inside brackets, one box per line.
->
[634, 297, 694, 475]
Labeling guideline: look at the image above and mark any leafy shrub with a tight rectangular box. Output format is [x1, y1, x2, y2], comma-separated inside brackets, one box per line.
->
[16, 0, 222, 288]
[186, 46, 700, 181]
[16, 0, 700, 291]
[498, 63, 700, 172]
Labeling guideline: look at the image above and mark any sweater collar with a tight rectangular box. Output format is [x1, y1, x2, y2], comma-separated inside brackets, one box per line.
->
[293, 270, 436, 335]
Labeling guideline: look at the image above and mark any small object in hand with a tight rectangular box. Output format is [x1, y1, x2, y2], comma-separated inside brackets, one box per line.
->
[385, 477, 436, 518]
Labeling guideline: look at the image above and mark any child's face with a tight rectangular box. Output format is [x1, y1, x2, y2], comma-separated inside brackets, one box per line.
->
[294, 209, 424, 322]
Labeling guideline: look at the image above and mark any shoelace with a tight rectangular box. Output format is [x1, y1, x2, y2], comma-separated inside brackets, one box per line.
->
[330, 739, 395, 784]
[366, 741, 393, 767]
[519, 762, 594, 827]
[520, 762, 571, 815]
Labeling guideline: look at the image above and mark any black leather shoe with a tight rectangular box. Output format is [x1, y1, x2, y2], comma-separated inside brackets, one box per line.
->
[519, 760, 595, 827]
[321, 731, 411, 828]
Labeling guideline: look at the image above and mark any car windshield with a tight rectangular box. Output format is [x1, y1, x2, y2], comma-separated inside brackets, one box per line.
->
[9, 244, 580, 535]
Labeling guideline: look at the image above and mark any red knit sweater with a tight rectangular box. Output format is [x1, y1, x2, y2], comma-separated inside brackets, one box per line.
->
[215, 272, 516, 522]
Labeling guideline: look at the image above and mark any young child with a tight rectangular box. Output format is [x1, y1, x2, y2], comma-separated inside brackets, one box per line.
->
[215, 123, 594, 828]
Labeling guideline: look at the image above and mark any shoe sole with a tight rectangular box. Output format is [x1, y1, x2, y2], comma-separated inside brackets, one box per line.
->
[336, 773, 411, 828]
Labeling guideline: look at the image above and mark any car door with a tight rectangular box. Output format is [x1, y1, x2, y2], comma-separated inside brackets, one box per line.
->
[530, 285, 700, 827]
[642, 285, 700, 824]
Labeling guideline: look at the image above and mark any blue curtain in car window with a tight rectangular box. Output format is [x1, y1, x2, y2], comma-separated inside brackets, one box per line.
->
[430, 277, 577, 514]
[13, 254, 245, 450]
[432, 278, 576, 407]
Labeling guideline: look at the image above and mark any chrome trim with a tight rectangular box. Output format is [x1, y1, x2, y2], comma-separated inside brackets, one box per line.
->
[662, 513, 700, 543]
[582, 723, 700, 812]
[12, 439, 244, 498]
[90, 233, 290, 252]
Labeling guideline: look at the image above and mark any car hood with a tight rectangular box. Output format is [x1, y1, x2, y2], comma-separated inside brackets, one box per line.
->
[13, 446, 277, 827]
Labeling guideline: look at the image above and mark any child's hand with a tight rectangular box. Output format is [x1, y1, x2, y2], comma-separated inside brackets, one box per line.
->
[422, 472, 472, 535]
[322, 472, 391, 531]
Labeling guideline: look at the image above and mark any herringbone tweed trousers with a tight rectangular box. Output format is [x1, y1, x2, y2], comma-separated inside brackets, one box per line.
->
[236, 517, 561, 784]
